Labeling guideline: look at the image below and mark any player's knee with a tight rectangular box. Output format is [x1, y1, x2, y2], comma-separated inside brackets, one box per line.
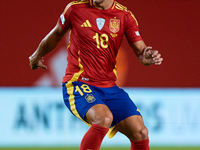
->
[86, 104, 113, 128]
[140, 127, 148, 140]
[96, 113, 113, 128]
[134, 126, 148, 141]
[128, 126, 148, 141]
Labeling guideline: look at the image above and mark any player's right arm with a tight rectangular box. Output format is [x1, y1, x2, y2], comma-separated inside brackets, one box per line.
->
[29, 22, 68, 70]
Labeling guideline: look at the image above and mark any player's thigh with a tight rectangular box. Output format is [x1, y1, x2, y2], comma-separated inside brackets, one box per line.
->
[115, 115, 148, 141]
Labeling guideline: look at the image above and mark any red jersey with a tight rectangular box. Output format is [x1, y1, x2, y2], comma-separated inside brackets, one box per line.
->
[58, 0, 143, 87]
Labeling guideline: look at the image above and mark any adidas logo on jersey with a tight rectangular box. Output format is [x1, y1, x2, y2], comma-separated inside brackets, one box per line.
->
[81, 20, 92, 27]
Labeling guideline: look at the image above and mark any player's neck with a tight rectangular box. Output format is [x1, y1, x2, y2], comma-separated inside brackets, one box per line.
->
[93, 0, 114, 10]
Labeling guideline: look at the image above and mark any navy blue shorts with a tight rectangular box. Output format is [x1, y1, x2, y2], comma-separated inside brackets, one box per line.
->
[62, 81, 141, 127]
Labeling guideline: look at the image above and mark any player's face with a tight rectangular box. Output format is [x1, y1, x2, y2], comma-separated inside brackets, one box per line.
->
[93, 0, 113, 10]
[93, 0, 104, 4]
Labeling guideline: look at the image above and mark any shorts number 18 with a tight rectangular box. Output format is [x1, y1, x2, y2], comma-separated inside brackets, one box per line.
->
[75, 84, 92, 96]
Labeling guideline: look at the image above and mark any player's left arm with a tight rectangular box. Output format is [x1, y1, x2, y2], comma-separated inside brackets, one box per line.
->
[131, 40, 163, 66]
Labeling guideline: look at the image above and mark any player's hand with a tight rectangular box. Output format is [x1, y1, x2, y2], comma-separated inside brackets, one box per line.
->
[143, 46, 163, 65]
[29, 56, 47, 70]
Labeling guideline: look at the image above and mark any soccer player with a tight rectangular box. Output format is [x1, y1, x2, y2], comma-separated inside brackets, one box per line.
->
[29, 0, 163, 149]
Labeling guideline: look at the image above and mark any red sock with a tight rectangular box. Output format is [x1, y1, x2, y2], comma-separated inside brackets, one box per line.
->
[80, 124, 109, 150]
[130, 139, 149, 150]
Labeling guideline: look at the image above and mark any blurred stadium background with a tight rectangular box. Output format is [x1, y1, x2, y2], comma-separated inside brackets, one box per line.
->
[0, 0, 200, 149]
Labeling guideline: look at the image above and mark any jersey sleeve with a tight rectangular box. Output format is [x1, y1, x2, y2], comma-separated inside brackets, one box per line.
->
[58, 2, 73, 30]
[124, 10, 143, 45]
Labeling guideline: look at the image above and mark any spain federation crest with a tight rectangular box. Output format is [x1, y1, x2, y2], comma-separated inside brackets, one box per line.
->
[85, 94, 96, 103]
[109, 19, 120, 33]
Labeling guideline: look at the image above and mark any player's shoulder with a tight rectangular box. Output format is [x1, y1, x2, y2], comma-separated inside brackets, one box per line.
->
[113, 1, 134, 15]
[114, 1, 138, 23]
[71, 0, 90, 5]
[66, 0, 90, 9]
[114, 1, 128, 11]
[63, 0, 90, 15]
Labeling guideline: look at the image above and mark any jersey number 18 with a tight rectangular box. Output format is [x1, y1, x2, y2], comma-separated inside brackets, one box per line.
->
[93, 33, 109, 49]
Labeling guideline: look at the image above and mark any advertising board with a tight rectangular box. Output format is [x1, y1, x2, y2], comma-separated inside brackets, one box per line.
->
[0, 88, 199, 147]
